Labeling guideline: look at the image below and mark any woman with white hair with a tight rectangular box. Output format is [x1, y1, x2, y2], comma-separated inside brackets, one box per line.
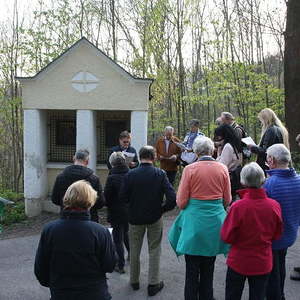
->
[221, 162, 283, 300]
[249, 108, 289, 171]
[104, 152, 130, 274]
[169, 136, 231, 300]
[35, 180, 116, 300]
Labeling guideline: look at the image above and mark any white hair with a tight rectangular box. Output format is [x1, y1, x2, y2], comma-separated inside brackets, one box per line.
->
[193, 136, 214, 156]
[240, 162, 265, 188]
[165, 126, 174, 133]
[109, 151, 126, 167]
[267, 144, 291, 165]
[221, 112, 234, 121]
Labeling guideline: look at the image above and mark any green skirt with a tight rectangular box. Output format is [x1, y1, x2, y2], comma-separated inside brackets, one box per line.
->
[168, 199, 229, 256]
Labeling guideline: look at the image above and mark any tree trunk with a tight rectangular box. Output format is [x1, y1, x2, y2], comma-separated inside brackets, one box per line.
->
[284, 0, 300, 151]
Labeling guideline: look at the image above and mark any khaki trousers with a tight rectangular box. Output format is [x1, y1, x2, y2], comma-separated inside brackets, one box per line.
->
[129, 218, 163, 285]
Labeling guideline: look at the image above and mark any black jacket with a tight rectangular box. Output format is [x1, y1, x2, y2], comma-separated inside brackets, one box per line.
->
[119, 163, 176, 225]
[106, 145, 139, 169]
[104, 165, 129, 224]
[34, 210, 116, 300]
[51, 165, 104, 222]
[251, 125, 283, 170]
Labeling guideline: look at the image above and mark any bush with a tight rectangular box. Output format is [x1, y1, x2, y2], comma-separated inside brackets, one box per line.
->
[292, 151, 300, 173]
[0, 191, 27, 226]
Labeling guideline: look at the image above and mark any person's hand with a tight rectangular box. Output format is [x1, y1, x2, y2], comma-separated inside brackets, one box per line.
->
[247, 144, 255, 150]
[129, 162, 137, 168]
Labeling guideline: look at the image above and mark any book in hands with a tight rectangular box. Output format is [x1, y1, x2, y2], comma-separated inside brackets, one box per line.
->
[241, 137, 257, 147]
[174, 142, 190, 151]
[122, 151, 135, 165]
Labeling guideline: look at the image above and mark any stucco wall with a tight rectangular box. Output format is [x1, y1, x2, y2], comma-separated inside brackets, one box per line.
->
[24, 110, 48, 217]
[21, 41, 151, 111]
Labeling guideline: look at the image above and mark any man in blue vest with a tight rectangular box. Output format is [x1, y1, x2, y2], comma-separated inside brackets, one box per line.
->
[264, 144, 300, 299]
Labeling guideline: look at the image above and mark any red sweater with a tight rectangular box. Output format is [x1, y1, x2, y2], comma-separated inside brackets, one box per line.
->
[221, 188, 283, 275]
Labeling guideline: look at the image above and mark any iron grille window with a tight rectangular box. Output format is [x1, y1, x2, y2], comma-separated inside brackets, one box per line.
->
[48, 110, 76, 162]
[97, 111, 130, 164]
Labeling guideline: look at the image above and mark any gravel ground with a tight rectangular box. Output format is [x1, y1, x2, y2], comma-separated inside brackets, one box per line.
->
[1, 215, 300, 300]
[0, 207, 179, 240]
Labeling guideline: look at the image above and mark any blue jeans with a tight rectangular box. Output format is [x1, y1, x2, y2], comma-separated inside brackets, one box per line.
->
[226, 267, 269, 300]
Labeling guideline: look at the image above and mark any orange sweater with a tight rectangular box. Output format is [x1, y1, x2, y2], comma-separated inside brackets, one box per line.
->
[177, 160, 232, 209]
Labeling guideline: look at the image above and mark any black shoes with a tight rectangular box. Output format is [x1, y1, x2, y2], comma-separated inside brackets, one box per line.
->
[290, 266, 300, 281]
[294, 267, 300, 273]
[131, 282, 140, 290]
[131, 280, 164, 295]
[148, 281, 164, 296]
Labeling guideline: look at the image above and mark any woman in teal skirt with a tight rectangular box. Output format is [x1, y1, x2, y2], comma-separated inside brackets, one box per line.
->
[168, 136, 231, 300]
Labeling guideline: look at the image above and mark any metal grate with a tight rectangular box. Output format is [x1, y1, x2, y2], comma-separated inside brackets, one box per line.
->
[48, 110, 76, 162]
[97, 111, 130, 164]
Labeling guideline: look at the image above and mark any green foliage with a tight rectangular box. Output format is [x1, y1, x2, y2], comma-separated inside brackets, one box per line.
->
[187, 61, 284, 141]
[0, 190, 23, 202]
[0, 191, 26, 226]
[292, 152, 300, 173]
[0, 0, 289, 191]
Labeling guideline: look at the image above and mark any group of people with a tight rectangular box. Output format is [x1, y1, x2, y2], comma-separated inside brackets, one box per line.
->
[34, 107, 300, 300]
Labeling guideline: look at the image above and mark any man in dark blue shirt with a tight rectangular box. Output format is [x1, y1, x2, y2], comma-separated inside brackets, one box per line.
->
[106, 130, 139, 170]
[120, 145, 176, 296]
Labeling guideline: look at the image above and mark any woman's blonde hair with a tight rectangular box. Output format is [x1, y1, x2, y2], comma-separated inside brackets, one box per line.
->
[258, 108, 289, 149]
[63, 180, 97, 209]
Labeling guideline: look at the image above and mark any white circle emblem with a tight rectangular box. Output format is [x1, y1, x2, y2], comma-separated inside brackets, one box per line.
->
[71, 71, 99, 93]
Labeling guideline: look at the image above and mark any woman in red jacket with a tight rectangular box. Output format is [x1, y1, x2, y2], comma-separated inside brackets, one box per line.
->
[221, 162, 283, 300]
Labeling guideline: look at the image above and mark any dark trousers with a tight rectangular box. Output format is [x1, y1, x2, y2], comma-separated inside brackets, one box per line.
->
[112, 222, 130, 269]
[166, 171, 177, 186]
[266, 249, 287, 300]
[184, 254, 216, 300]
[225, 267, 269, 300]
[229, 166, 242, 202]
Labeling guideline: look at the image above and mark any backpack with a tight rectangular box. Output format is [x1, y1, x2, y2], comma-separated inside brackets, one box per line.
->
[233, 124, 252, 160]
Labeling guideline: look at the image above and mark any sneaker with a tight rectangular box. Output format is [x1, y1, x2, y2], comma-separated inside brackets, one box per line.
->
[114, 266, 125, 274]
[148, 281, 164, 296]
[131, 282, 140, 290]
